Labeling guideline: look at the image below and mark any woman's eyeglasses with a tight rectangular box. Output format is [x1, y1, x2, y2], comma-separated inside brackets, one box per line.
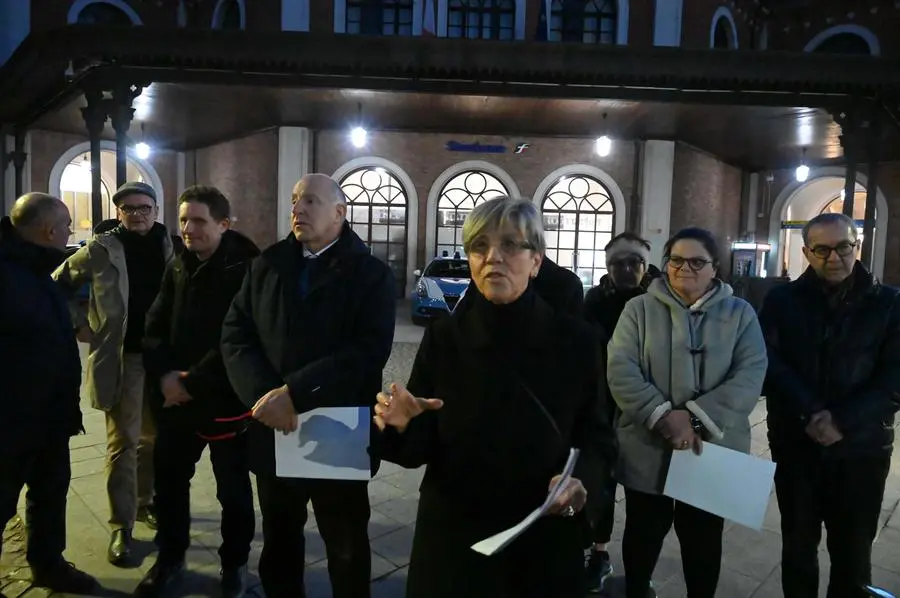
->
[468, 237, 534, 257]
[667, 256, 712, 272]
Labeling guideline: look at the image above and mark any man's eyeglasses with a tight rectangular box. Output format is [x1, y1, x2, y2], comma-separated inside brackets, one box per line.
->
[468, 237, 535, 257]
[119, 205, 154, 216]
[667, 256, 713, 272]
[609, 257, 644, 270]
[808, 241, 857, 260]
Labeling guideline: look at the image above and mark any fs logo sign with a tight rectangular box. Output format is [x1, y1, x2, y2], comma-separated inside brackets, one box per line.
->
[513, 143, 530, 154]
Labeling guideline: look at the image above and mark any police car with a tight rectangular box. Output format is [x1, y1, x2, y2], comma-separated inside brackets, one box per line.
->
[410, 252, 470, 326]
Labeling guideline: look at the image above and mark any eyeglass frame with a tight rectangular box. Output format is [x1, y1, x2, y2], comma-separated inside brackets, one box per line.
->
[467, 235, 536, 257]
[118, 204, 155, 216]
[608, 256, 646, 270]
[806, 240, 858, 260]
[665, 255, 715, 273]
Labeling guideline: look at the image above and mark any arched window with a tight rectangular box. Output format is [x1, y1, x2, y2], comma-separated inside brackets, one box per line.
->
[339, 167, 409, 296]
[435, 170, 509, 256]
[448, 0, 515, 40]
[75, 2, 134, 25]
[549, 0, 616, 44]
[346, 0, 413, 34]
[713, 18, 731, 48]
[813, 33, 871, 55]
[710, 7, 737, 49]
[541, 174, 615, 287]
[213, 0, 244, 29]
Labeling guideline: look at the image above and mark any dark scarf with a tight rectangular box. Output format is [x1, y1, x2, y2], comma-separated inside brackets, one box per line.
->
[470, 282, 537, 348]
[114, 223, 167, 352]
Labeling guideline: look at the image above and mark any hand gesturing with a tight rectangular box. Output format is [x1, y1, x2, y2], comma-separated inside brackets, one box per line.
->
[374, 382, 443, 433]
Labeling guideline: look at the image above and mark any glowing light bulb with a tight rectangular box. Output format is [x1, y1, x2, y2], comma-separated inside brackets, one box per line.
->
[135, 142, 151, 160]
[595, 135, 612, 157]
[350, 127, 367, 149]
[795, 164, 809, 182]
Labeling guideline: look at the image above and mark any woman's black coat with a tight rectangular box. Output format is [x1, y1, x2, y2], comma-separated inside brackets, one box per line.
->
[381, 293, 616, 597]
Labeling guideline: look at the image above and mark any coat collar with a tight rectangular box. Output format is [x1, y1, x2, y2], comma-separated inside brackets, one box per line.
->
[796, 261, 879, 299]
[267, 221, 367, 299]
[459, 289, 558, 350]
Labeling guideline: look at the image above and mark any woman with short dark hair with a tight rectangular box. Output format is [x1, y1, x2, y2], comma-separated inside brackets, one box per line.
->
[607, 227, 768, 598]
[376, 197, 617, 598]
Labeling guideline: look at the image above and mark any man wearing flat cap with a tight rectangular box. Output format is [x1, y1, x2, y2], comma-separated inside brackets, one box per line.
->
[54, 181, 175, 566]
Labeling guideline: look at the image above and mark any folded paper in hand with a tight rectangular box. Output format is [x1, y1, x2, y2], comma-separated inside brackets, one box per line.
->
[470, 448, 580, 556]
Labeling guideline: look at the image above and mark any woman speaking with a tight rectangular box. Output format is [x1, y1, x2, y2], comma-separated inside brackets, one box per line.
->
[375, 197, 616, 598]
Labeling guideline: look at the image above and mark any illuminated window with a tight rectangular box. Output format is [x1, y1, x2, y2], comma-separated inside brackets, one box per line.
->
[339, 167, 409, 295]
[549, 0, 616, 44]
[541, 174, 615, 287]
[447, 0, 515, 40]
[435, 170, 508, 256]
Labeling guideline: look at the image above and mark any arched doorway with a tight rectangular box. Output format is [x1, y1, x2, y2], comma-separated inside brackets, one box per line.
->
[338, 166, 410, 297]
[50, 141, 165, 245]
[433, 169, 509, 257]
[540, 174, 616, 288]
[58, 151, 155, 245]
[769, 169, 887, 280]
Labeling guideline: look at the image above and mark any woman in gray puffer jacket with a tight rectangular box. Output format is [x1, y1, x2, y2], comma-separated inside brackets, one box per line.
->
[607, 227, 767, 598]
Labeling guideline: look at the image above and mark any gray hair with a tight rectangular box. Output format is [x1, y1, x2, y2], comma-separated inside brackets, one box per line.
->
[802, 212, 858, 245]
[462, 196, 546, 254]
[10, 192, 63, 230]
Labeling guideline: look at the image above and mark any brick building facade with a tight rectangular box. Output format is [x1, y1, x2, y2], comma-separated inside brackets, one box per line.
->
[2, 0, 899, 294]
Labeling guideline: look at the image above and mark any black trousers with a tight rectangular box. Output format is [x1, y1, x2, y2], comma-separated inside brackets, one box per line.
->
[406, 504, 585, 598]
[592, 475, 618, 545]
[256, 474, 371, 598]
[775, 452, 890, 598]
[622, 487, 724, 598]
[153, 419, 255, 568]
[0, 436, 70, 568]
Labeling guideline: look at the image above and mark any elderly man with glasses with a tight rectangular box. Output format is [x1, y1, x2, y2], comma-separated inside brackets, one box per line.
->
[759, 211, 900, 598]
[54, 181, 176, 566]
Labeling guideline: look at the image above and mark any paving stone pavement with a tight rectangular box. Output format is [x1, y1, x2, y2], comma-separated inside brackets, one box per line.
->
[3, 318, 900, 597]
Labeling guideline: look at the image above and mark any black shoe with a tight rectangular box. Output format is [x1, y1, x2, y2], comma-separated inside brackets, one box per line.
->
[584, 549, 614, 593]
[32, 561, 97, 594]
[137, 504, 159, 530]
[220, 564, 248, 598]
[132, 559, 185, 598]
[108, 529, 133, 566]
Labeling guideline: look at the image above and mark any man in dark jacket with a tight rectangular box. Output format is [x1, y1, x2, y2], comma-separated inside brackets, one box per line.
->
[581, 232, 651, 593]
[532, 256, 585, 316]
[221, 173, 396, 598]
[137, 187, 260, 598]
[0, 193, 96, 594]
[759, 212, 900, 598]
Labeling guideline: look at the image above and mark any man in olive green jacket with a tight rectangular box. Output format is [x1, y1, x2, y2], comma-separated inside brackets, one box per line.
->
[54, 181, 175, 566]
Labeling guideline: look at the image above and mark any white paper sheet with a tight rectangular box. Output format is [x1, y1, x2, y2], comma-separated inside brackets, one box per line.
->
[471, 448, 580, 556]
[274, 406, 371, 481]
[663, 442, 775, 531]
